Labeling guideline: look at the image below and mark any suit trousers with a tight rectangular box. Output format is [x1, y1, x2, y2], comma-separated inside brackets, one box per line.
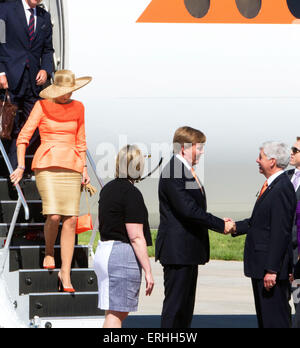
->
[292, 255, 300, 327]
[161, 264, 198, 328]
[1, 67, 40, 171]
[251, 278, 291, 328]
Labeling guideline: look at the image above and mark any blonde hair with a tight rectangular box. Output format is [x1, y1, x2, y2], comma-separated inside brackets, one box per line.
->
[115, 145, 145, 181]
[173, 126, 206, 154]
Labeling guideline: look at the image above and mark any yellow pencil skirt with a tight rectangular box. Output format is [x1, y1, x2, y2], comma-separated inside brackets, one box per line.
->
[35, 168, 82, 216]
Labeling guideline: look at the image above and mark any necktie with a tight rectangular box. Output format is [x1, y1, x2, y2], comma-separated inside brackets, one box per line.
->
[190, 167, 204, 194]
[28, 8, 35, 45]
[258, 180, 268, 199]
[292, 171, 300, 191]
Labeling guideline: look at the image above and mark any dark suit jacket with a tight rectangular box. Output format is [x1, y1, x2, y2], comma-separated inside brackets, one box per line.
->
[0, 0, 53, 94]
[155, 155, 225, 265]
[234, 172, 297, 280]
[286, 169, 300, 268]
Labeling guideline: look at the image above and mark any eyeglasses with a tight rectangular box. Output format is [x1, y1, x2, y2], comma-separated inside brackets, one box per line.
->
[291, 147, 300, 155]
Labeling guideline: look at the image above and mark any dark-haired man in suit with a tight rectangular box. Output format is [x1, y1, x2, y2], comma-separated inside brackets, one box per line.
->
[0, 0, 54, 170]
[231, 141, 297, 328]
[287, 136, 300, 328]
[156, 126, 234, 328]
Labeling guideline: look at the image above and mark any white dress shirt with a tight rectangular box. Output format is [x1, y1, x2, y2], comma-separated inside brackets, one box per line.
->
[267, 170, 284, 186]
[175, 153, 205, 192]
[175, 154, 192, 171]
[22, 0, 37, 29]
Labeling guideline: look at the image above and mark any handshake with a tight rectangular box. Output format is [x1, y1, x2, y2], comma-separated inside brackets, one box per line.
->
[223, 218, 236, 235]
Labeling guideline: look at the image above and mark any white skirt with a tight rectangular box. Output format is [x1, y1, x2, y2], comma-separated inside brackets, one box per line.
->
[93, 240, 142, 312]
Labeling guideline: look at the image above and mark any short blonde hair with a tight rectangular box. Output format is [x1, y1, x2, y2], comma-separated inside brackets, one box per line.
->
[115, 145, 145, 181]
[173, 126, 206, 154]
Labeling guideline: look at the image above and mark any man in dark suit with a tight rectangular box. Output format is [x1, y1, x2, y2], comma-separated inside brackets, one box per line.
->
[155, 126, 234, 328]
[0, 0, 54, 169]
[231, 141, 297, 328]
[287, 136, 300, 328]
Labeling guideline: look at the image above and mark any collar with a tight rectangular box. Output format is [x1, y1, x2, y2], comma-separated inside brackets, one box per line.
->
[295, 168, 300, 175]
[175, 154, 192, 171]
[22, 0, 37, 14]
[267, 170, 284, 186]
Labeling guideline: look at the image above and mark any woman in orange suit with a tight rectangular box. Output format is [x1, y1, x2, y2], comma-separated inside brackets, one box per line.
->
[10, 70, 92, 293]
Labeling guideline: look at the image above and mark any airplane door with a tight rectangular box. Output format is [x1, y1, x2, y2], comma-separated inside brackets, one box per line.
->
[40, 0, 66, 72]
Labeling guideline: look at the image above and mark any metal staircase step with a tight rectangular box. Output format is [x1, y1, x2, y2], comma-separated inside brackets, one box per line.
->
[9, 245, 89, 271]
[34, 316, 105, 329]
[29, 292, 103, 319]
[0, 178, 40, 200]
[19, 269, 97, 295]
[0, 222, 45, 239]
[0, 200, 44, 223]
[0, 145, 104, 327]
[0, 222, 45, 234]
[0, 223, 65, 247]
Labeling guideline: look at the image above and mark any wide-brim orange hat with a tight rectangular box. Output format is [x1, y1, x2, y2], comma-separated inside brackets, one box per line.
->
[40, 70, 92, 99]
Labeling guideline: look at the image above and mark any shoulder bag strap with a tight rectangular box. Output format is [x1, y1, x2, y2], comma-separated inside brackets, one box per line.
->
[84, 187, 91, 215]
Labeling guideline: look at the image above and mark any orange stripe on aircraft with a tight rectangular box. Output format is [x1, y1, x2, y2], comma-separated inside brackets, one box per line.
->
[137, 0, 300, 24]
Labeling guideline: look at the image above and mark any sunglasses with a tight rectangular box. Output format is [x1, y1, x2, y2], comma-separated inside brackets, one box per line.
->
[291, 147, 300, 155]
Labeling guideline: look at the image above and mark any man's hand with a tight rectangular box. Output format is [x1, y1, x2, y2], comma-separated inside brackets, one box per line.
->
[0, 74, 8, 89]
[36, 69, 47, 86]
[224, 218, 236, 234]
[264, 272, 277, 291]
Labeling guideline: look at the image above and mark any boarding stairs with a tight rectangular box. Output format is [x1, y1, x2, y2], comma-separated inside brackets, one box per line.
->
[0, 141, 104, 328]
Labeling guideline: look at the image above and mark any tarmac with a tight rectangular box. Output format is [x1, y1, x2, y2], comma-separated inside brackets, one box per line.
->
[123, 259, 295, 328]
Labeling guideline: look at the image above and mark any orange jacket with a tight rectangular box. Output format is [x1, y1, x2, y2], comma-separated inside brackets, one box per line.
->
[17, 99, 87, 173]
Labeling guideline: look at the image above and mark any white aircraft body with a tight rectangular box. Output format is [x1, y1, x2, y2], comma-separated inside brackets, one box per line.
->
[60, 0, 300, 225]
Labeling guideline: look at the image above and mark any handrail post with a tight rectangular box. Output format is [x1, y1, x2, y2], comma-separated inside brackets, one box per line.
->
[86, 149, 104, 189]
[86, 149, 104, 259]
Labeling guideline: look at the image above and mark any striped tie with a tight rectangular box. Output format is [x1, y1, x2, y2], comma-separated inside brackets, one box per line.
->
[28, 8, 35, 45]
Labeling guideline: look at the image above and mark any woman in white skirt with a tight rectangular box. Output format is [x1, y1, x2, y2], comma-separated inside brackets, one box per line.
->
[94, 145, 154, 328]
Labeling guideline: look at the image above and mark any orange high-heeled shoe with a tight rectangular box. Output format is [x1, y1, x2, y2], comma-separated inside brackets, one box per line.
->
[43, 256, 55, 270]
[57, 272, 75, 293]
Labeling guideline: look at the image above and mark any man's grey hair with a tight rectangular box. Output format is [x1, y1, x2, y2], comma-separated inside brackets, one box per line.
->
[261, 141, 290, 169]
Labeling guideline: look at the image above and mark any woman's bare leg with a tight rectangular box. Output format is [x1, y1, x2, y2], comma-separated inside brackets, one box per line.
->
[43, 214, 61, 268]
[59, 216, 77, 288]
[103, 310, 129, 328]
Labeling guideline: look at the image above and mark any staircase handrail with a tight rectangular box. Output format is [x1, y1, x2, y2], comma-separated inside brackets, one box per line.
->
[86, 149, 103, 259]
[0, 139, 30, 274]
[0, 140, 29, 220]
